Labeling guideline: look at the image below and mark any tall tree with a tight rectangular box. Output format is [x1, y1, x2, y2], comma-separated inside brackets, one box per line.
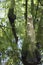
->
[7, 0, 42, 65]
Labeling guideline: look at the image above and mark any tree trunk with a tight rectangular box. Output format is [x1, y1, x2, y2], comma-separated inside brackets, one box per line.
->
[22, 15, 37, 65]
[36, 12, 43, 49]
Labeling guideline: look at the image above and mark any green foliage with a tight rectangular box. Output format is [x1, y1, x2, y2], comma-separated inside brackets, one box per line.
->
[0, 0, 43, 65]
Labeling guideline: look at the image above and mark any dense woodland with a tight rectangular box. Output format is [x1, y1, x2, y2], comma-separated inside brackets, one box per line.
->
[0, 0, 43, 65]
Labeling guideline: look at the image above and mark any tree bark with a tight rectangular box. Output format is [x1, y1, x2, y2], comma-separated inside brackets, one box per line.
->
[36, 12, 43, 48]
[22, 16, 37, 65]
